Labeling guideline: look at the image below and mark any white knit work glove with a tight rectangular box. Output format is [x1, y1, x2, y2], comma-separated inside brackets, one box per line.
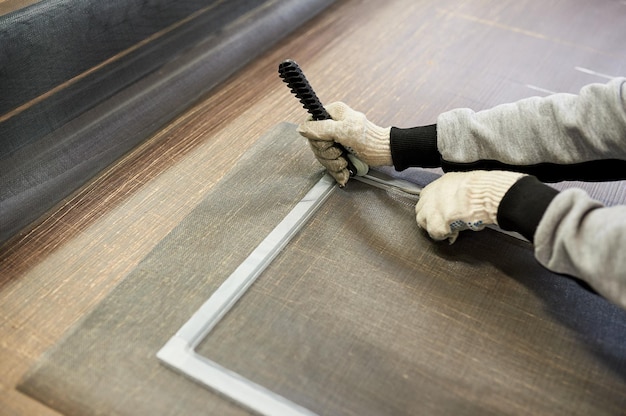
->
[297, 102, 391, 186]
[415, 170, 526, 243]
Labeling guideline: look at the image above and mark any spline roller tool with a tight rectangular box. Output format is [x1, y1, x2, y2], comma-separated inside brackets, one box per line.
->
[278, 59, 421, 197]
[278, 59, 369, 179]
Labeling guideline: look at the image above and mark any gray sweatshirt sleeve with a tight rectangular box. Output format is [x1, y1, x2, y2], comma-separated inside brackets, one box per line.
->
[437, 78, 626, 166]
[535, 190, 626, 309]
[437, 78, 626, 307]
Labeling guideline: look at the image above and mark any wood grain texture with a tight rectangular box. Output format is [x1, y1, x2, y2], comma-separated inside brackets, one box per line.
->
[0, 0, 39, 16]
[1, 0, 625, 413]
[0, 0, 334, 243]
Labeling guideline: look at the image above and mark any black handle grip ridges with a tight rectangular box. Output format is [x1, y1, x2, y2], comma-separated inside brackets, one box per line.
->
[278, 59, 356, 177]
[278, 59, 331, 121]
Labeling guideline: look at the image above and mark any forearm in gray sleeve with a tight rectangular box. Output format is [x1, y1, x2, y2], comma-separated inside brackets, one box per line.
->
[437, 78, 626, 166]
[534, 189, 626, 309]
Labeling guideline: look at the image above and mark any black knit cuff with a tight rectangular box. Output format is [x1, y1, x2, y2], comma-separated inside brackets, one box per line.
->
[390, 125, 440, 171]
[497, 176, 559, 242]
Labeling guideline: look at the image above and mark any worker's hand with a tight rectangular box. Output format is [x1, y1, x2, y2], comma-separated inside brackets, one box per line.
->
[297, 102, 391, 185]
[415, 170, 525, 243]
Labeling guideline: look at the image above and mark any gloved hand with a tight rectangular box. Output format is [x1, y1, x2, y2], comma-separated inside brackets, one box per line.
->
[415, 170, 525, 243]
[297, 102, 392, 186]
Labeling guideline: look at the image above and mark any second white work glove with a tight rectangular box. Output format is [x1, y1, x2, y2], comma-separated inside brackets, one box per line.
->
[415, 170, 526, 243]
[297, 102, 392, 186]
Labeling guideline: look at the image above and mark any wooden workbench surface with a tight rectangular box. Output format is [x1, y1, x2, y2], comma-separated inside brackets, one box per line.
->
[1, 0, 625, 414]
[0, 0, 39, 16]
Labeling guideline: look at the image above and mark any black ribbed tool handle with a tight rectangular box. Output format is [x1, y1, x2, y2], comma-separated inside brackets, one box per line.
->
[278, 59, 331, 121]
[278, 59, 356, 176]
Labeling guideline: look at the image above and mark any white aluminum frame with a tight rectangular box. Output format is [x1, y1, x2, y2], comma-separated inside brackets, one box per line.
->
[157, 171, 424, 415]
